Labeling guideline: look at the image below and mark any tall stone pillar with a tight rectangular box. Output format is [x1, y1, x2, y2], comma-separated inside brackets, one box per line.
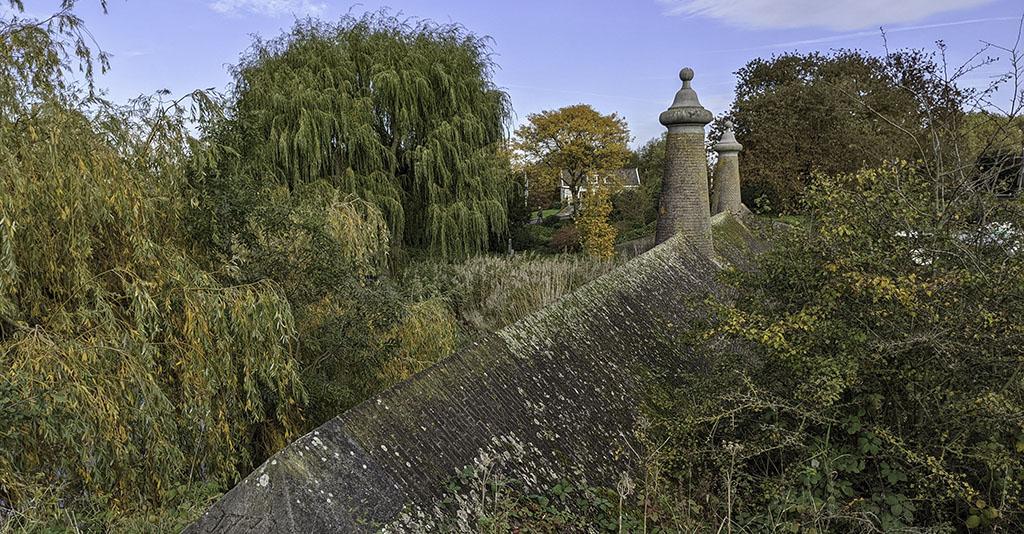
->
[710, 121, 748, 216]
[654, 67, 714, 256]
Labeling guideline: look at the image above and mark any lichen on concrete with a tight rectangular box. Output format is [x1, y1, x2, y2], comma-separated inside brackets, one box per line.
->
[186, 214, 759, 534]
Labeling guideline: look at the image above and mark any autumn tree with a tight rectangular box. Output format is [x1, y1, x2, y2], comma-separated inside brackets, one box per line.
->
[513, 104, 631, 210]
[576, 186, 617, 259]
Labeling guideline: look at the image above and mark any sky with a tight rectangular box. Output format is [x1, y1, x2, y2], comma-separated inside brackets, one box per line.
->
[17, 0, 1024, 145]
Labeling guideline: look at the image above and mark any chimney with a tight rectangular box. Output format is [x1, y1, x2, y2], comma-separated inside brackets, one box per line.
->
[654, 68, 714, 255]
[710, 121, 748, 216]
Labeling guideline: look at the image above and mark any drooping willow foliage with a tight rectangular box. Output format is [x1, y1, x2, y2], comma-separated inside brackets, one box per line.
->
[0, 3, 304, 528]
[217, 12, 512, 259]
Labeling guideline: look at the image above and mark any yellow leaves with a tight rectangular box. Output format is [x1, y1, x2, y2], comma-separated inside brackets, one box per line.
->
[843, 271, 925, 308]
[513, 104, 632, 204]
[379, 298, 457, 385]
[323, 192, 390, 274]
[576, 186, 617, 260]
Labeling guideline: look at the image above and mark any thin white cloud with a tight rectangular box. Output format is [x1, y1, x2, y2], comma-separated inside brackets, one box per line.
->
[703, 16, 1021, 54]
[209, 0, 326, 17]
[661, 0, 996, 31]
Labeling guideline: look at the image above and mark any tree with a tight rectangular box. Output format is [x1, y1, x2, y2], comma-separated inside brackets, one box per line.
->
[513, 104, 632, 210]
[205, 13, 512, 260]
[521, 162, 559, 212]
[608, 134, 665, 240]
[0, 3, 304, 529]
[576, 186, 617, 259]
[726, 49, 965, 213]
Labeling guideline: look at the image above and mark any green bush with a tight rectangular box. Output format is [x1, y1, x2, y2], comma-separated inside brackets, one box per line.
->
[648, 162, 1024, 532]
[511, 224, 555, 251]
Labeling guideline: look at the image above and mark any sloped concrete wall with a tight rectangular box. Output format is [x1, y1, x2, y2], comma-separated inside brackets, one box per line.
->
[187, 215, 754, 533]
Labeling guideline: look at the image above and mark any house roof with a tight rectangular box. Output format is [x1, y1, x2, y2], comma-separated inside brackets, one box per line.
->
[559, 168, 641, 188]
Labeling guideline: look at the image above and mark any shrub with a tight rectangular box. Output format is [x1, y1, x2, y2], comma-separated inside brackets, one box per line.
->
[549, 224, 581, 252]
[576, 188, 618, 259]
[511, 223, 555, 251]
[542, 214, 563, 227]
[650, 162, 1024, 532]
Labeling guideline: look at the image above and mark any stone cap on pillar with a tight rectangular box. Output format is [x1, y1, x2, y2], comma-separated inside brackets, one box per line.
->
[714, 121, 743, 153]
[659, 67, 713, 128]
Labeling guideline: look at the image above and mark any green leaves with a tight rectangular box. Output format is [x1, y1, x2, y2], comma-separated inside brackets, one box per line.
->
[646, 159, 1024, 530]
[0, 7, 306, 527]
[729, 49, 965, 213]
[217, 12, 512, 260]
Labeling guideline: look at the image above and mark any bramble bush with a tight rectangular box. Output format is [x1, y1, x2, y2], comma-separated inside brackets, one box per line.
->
[649, 161, 1024, 532]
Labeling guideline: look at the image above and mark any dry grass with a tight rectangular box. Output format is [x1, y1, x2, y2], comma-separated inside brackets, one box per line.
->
[453, 253, 616, 332]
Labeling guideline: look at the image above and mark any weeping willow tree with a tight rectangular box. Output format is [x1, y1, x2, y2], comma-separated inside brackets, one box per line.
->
[217, 12, 512, 259]
[0, 3, 304, 529]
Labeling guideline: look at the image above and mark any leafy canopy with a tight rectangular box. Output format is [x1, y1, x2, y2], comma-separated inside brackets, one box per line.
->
[514, 104, 631, 208]
[214, 13, 513, 259]
[727, 49, 965, 212]
[0, 2, 304, 529]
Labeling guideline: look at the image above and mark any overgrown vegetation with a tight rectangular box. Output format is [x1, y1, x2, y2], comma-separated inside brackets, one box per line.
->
[646, 157, 1024, 531]
[5, 1, 1022, 531]
[0, 3, 303, 529]
[0, 4, 613, 530]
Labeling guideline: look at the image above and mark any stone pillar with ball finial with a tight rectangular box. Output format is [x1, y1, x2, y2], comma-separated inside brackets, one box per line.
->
[710, 121, 749, 216]
[654, 67, 714, 255]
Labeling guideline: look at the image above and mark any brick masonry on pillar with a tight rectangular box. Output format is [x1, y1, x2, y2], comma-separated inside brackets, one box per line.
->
[654, 67, 714, 255]
[711, 121, 750, 217]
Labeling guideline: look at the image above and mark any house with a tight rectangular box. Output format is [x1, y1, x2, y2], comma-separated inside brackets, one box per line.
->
[559, 168, 641, 204]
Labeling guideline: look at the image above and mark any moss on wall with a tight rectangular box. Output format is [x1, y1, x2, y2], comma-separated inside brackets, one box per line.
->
[187, 214, 759, 533]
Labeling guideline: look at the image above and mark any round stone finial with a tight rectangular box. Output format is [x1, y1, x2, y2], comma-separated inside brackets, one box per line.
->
[660, 67, 712, 128]
[725, 120, 734, 130]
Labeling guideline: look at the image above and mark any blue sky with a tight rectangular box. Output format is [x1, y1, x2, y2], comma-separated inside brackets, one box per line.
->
[22, 0, 1024, 145]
